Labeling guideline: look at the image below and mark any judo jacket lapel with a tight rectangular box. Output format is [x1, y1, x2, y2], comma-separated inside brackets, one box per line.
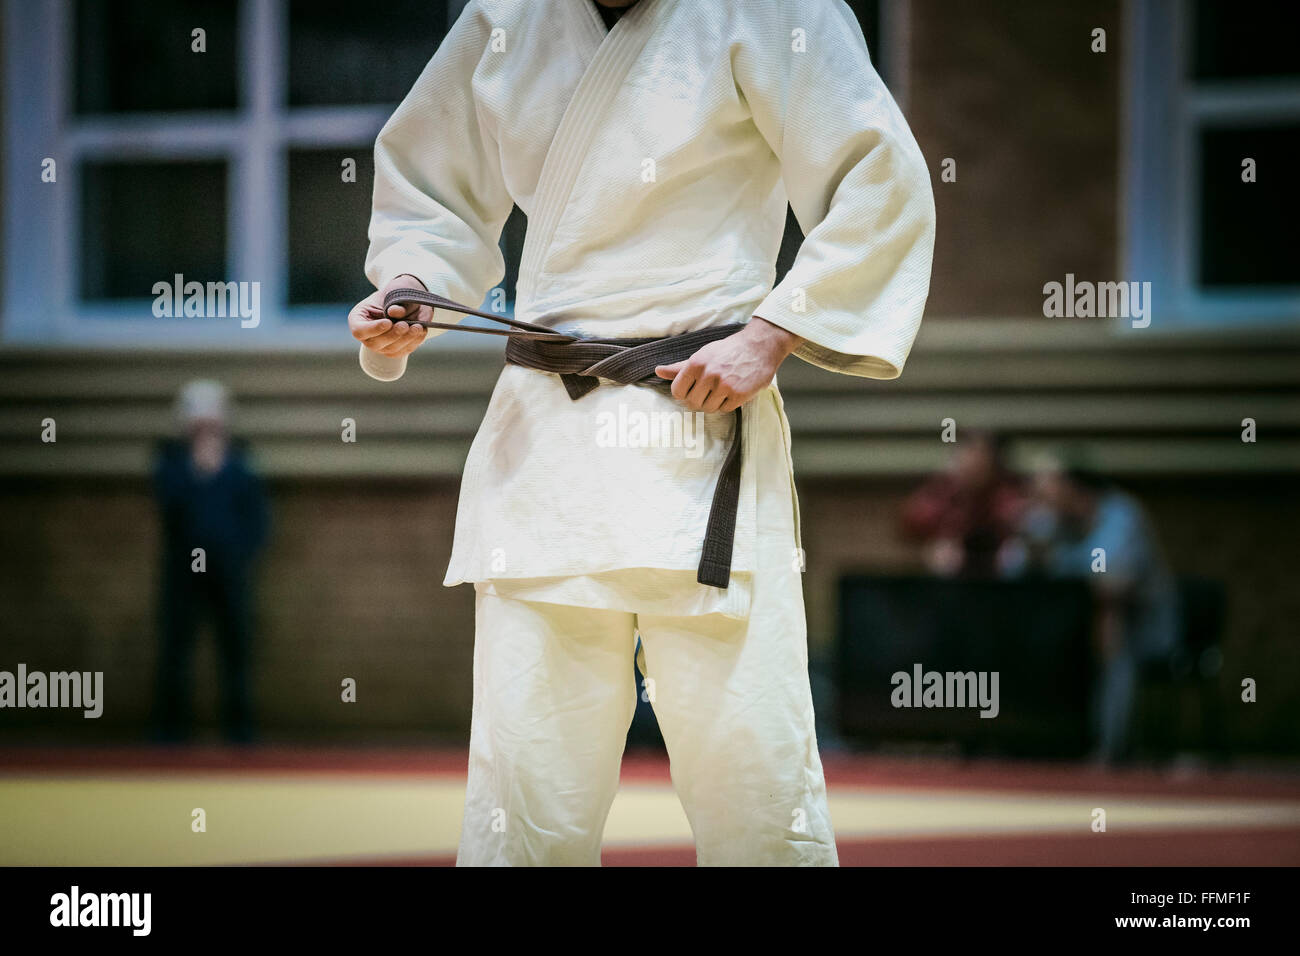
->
[517, 0, 669, 308]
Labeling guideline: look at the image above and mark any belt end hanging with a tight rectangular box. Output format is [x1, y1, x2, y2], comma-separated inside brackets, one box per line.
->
[696, 561, 731, 589]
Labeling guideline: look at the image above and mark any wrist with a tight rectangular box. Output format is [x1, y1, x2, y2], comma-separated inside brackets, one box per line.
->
[746, 315, 803, 360]
[391, 273, 428, 291]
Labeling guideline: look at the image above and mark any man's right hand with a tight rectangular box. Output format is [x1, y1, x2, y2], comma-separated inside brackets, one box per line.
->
[349, 274, 434, 358]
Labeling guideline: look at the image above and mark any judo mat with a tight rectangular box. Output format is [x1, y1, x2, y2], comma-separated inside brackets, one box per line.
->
[2, 748, 1298, 866]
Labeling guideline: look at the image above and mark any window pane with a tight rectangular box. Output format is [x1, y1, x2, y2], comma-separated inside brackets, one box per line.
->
[1192, 0, 1300, 81]
[287, 149, 374, 305]
[75, 0, 238, 113]
[288, 151, 527, 308]
[288, 0, 450, 106]
[1198, 125, 1300, 288]
[80, 160, 227, 300]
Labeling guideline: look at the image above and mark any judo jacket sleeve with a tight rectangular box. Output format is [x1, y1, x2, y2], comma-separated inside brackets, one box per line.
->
[359, 1, 514, 382]
[737, 0, 937, 380]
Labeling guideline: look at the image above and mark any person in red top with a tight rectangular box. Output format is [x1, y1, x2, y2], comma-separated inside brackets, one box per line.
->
[900, 431, 1025, 578]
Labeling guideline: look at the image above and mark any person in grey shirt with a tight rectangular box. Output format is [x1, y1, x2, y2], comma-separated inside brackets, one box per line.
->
[1024, 465, 1181, 764]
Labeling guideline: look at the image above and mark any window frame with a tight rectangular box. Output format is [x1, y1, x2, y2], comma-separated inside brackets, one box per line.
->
[1122, 0, 1300, 332]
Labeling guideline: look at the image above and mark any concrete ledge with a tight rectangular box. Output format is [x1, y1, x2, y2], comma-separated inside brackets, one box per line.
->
[2, 318, 1297, 477]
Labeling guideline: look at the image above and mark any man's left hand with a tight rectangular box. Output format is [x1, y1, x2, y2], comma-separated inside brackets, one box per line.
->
[654, 317, 803, 412]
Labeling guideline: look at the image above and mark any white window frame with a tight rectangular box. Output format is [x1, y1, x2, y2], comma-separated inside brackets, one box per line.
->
[1122, 0, 1300, 331]
[2, 0, 458, 349]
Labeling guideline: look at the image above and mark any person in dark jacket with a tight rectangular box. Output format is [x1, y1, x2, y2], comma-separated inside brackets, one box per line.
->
[152, 380, 269, 743]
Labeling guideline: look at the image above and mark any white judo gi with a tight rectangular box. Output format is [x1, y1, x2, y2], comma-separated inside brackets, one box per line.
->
[359, 0, 936, 866]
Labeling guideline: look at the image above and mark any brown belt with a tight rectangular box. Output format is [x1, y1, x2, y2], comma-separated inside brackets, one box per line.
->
[383, 288, 745, 588]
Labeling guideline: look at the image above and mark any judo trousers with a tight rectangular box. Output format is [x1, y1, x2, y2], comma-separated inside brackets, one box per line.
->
[456, 563, 839, 867]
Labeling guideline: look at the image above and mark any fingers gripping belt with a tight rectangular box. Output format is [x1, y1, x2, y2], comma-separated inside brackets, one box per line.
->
[382, 288, 746, 589]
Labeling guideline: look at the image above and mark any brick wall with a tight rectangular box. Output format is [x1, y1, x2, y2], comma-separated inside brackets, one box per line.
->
[3, 473, 1296, 753]
[908, 0, 1122, 316]
[0, 479, 473, 742]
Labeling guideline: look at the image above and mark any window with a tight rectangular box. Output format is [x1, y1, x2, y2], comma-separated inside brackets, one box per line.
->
[1124, 0, 1300, 328]
[3, 0, 455, 346]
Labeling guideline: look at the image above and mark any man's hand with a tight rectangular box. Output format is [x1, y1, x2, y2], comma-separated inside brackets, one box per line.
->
[349, 274, 433, 358]
[654, 317, 803, 412]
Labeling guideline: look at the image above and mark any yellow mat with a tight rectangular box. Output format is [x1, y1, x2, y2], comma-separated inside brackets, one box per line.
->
[3, 771, 1298, 865]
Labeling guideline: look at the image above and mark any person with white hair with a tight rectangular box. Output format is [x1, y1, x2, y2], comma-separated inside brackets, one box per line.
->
[152, 380, 269, 743]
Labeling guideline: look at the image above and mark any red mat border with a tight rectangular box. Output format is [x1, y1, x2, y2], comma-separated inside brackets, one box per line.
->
[3, 746, 1299, 800]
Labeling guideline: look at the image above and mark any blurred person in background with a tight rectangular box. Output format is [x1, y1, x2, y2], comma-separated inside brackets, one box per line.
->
[1020, 462, 1181, 764]
[899, 430, 1025, 577]
[152, 380, 270, 744]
